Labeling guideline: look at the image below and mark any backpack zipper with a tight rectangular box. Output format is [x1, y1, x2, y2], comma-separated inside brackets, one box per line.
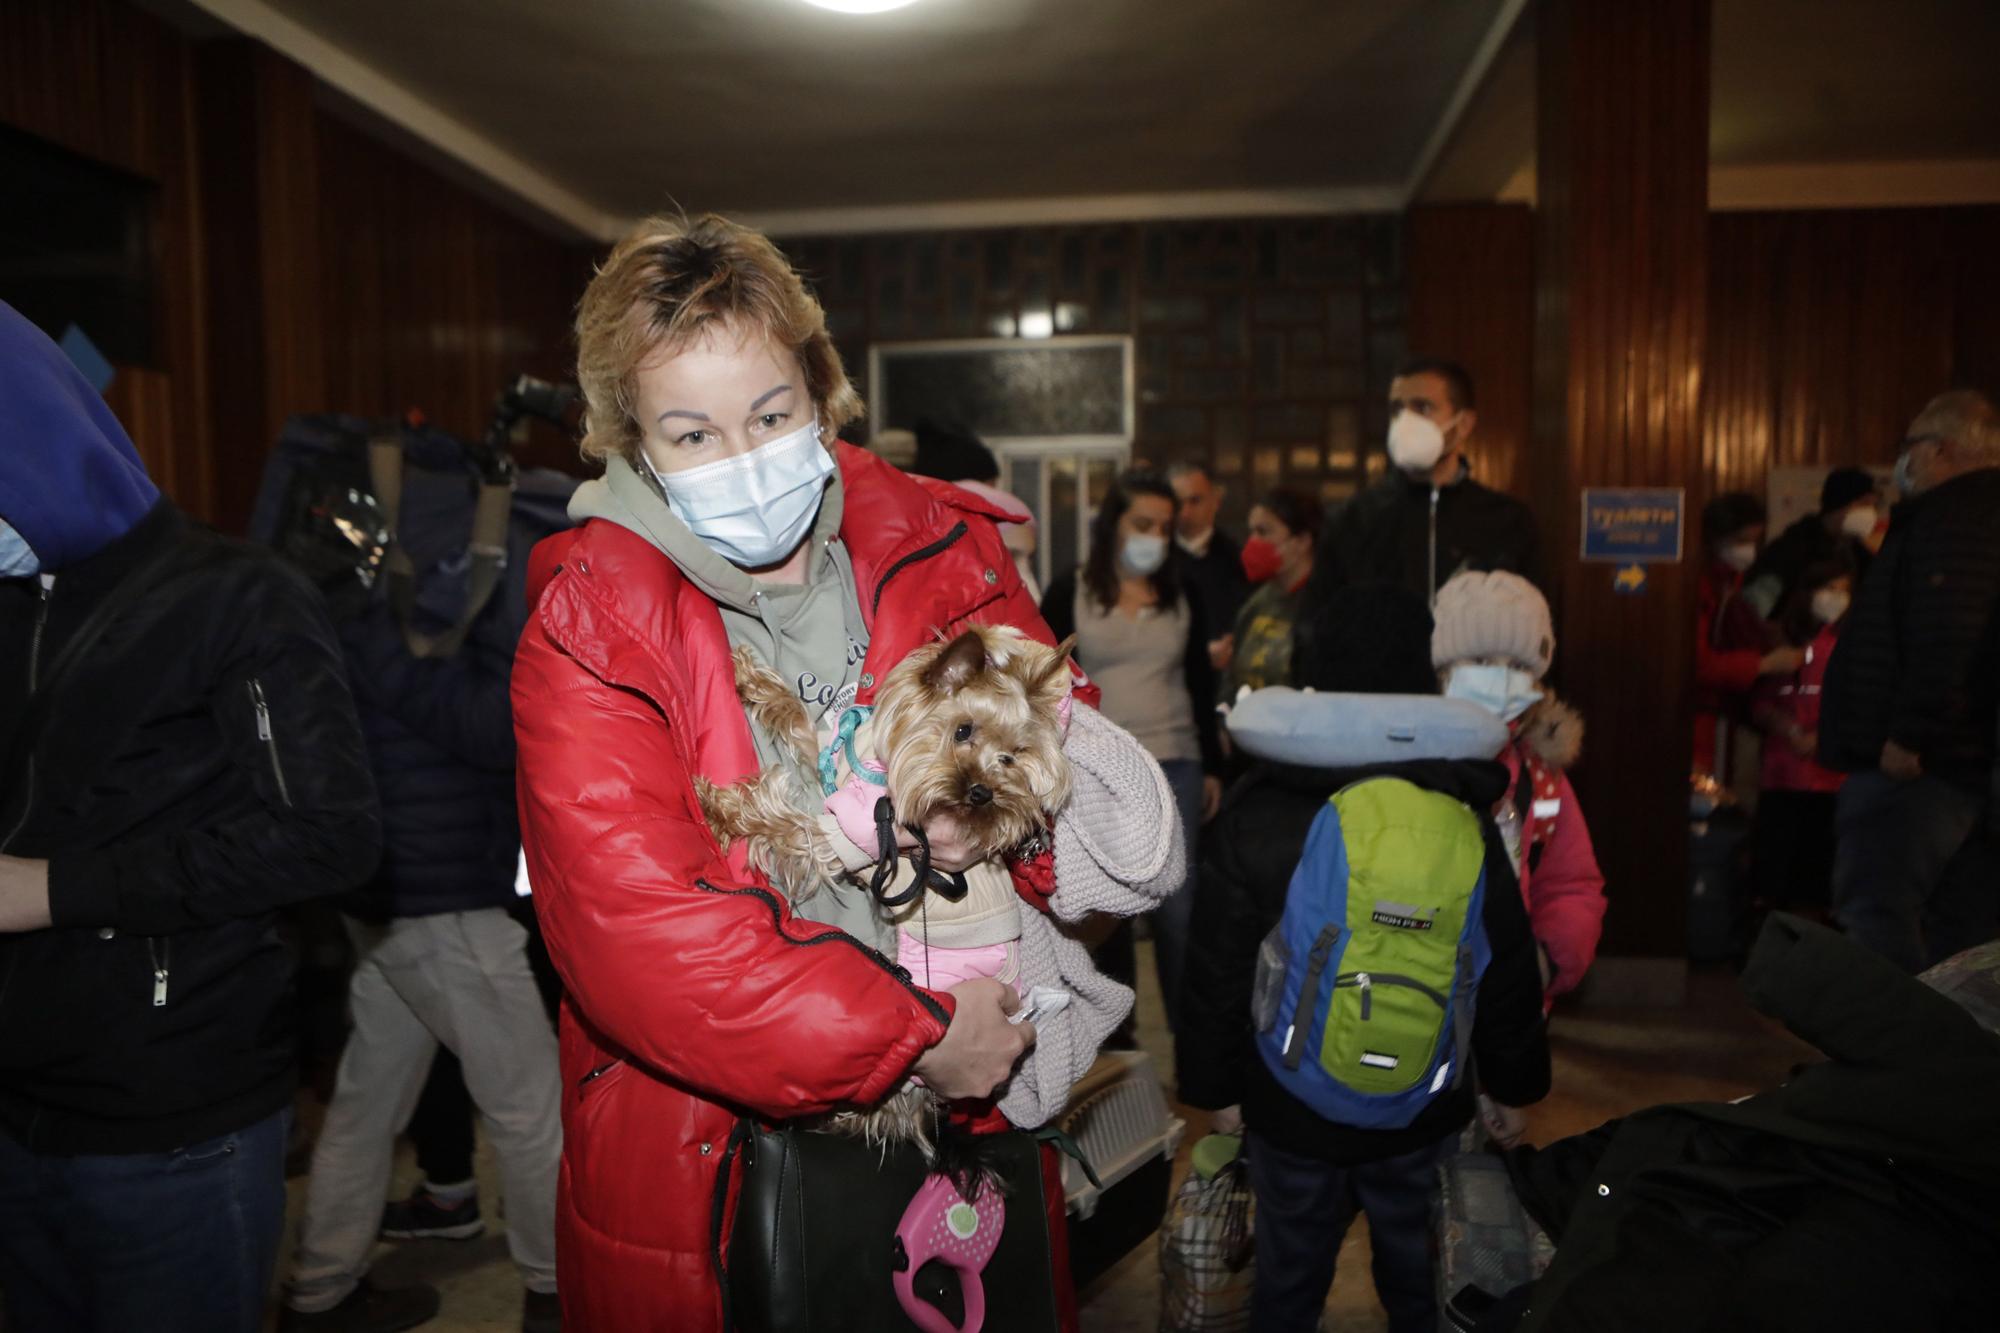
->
[695, 878, 952, 1026]
[147, 936, 171, 1007]
[1333, 969, 1449, 1021]
[1, 581, 52, 854]
[248, 679, 293, 806]
[1281, 924, 1342, 1070]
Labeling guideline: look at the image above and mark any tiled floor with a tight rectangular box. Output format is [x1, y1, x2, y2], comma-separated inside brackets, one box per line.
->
[269, 952, 1814, 1331]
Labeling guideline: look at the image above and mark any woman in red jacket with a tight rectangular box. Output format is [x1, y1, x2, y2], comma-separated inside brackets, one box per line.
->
[1693, 493, 1802, 781]
[510, 214, 1178, 1331]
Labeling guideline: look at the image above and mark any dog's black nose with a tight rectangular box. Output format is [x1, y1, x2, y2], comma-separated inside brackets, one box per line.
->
[967, 783, 993, 806]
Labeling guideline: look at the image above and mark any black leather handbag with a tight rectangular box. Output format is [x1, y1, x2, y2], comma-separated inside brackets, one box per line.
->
[717, 1120, 1062, 1333]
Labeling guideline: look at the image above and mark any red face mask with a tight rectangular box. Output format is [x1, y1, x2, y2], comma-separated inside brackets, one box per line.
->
[1241, 535, 1283, 584]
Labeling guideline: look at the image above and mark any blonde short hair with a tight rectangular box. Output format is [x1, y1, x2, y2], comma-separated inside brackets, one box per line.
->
[573, 213, 863, 465]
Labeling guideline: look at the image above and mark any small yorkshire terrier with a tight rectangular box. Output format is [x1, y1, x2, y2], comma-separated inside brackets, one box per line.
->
[696, 623, 1076, 1156]
[696, 624, 1075, 902]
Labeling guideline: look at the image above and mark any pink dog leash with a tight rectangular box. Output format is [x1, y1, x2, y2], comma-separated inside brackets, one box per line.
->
[891, 1173, 1006, 1333]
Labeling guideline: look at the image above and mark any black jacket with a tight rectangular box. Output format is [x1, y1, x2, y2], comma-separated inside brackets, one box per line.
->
[1820, 468, 2000, 789]
[1040, 567, 1224, 774]
[1502, 915, 2000, 1332]
[1177, 528, 1250, 644]
[0, 503, 381, 1153]
[1316, 465, 1542, 602]
[336, 514, 533, 921]
[1177, 757, 1550, 1163]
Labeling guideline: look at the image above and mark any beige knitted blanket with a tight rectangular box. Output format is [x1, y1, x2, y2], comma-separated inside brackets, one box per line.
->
[998, 701, 1185, 1127]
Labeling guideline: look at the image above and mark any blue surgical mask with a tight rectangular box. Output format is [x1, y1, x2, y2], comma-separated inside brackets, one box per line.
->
[0, 518, 38, 579]
[1445, 663, 1543, 725]
[647, 421, 834, 568]
[1119, 532, 1168, 576]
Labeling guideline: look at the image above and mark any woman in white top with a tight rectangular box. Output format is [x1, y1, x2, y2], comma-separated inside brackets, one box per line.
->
[1040, 470, 1223, 1030]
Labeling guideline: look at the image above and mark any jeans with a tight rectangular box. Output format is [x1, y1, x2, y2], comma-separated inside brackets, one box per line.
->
[287, 908, 561, 1312]
[1245, 1130, 1457, 1333]
[0, 1106, 291, 1333]
[1152, 757, 1206, 1031]
[1832, 771, 2000, 973]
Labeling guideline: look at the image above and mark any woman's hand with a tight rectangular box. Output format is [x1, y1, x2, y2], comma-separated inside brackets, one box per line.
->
[893, 810, 980, 874]
[1209, 1104, 1244, 1136]
[912, 978, 1036, 1100]
[1202, 775, 1224, 822]
[1758, 646, 1805, 677]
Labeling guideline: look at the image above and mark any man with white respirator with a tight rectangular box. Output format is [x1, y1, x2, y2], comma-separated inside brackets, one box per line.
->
[1315, 358, 1541, 606]
[1432, 571, 1607, 1000]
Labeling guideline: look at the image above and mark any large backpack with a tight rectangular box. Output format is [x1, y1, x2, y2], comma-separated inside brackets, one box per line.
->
[1251, 776, 1491, 1130]
[247, 411, 578, 647]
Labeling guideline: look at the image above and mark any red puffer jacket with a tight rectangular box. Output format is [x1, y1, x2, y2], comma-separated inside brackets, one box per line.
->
[513, 445, 1076, 1331]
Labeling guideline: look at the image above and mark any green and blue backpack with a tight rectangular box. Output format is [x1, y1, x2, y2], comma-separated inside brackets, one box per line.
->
[1251, 776, 1491, 1129]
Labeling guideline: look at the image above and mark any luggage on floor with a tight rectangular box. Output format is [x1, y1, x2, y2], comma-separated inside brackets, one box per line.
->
[1157, 1134, 1254, 1333]
[1687, 801, 1750, 962]
[1432, 1148, 1553, 1331]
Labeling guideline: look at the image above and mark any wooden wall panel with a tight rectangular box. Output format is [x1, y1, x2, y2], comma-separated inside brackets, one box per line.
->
[4, 3, 593, 530]
[1405, 204, 1535, 497]
[0, 0, 213, 517]
[1535, 0, 1710, 965]
[315, 112, 595, 472]
[1704, 206, 2000, 495]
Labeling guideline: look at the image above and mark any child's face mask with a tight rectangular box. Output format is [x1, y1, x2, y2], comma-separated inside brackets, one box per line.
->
[1444, 662, 1543, 725]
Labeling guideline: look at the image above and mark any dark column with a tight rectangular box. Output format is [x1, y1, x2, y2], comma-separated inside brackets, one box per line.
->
[1534, 0, 1710, 998]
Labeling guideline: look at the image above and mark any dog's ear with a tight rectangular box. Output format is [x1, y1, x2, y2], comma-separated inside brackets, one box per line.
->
[924, 630, 989, 695]
[1026, 635, 1077, 709]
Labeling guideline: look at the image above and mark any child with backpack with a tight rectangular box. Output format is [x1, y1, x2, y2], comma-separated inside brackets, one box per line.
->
[1748, 558, 1855, 924]
[1431, 571, 1608, 1000]
[1176, 583, 1552, 1333]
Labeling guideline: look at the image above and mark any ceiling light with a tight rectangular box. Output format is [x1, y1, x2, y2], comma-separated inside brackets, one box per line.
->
[800, 0, 923, 13]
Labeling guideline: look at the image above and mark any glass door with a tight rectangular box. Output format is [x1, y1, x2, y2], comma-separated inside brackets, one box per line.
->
[997, 440, 1129, 590]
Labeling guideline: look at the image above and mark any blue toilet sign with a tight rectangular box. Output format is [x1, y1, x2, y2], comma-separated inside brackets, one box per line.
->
[1581, 488, 1684, 564]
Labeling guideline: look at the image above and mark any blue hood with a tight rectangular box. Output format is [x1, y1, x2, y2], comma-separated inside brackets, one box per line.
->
[0, 301, 160, 570]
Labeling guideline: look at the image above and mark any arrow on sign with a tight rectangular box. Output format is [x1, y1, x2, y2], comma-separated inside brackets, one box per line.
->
[1613, 565, 1647, 594]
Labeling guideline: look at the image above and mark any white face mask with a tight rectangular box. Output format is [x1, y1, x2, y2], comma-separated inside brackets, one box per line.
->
[1119, 532, 1168, 576]
[1812, 588, 1851, 624]
[1387, 410, 1451, 475]
[0, 518, 37, 579]
[1719, 541, 1757, 573]
[1839, 505, 1878, 540]
[1445, 663, 1543, 724]
[648, 420, 834, 568]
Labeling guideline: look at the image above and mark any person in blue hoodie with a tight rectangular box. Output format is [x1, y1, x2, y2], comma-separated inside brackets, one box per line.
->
[0, 302, 382, 1333]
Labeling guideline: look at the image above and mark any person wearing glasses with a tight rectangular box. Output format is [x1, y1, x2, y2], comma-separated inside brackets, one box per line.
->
[1821, 390, 2000, 972]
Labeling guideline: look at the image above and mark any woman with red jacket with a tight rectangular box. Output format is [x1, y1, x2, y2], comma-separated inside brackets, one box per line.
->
[1431, 571, 1607, 1000]
[1693, 493, 1803, 780]
[510, 215, 1180, 1331]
